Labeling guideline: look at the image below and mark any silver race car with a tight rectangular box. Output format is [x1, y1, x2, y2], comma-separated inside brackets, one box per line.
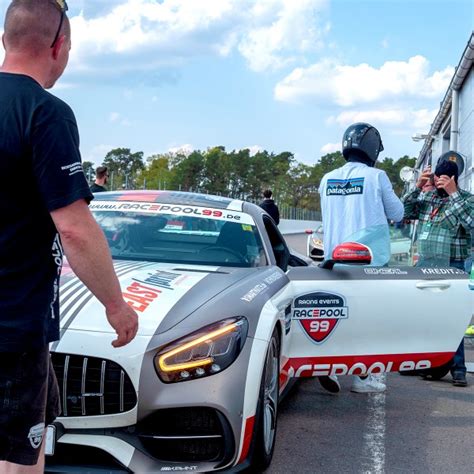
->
[306, 223, 324, 261]
[46, 191, 472, 473]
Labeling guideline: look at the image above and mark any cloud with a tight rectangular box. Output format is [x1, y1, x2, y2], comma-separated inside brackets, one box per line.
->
[320, 142, 340, 154]
[274, 56, 454, 106]
[109, 112, 131, 126]
[328, 107, 438, 131]
[57, 0, 329, 81]
[168, 144, 194, 156]
[83, 144, 115, 165]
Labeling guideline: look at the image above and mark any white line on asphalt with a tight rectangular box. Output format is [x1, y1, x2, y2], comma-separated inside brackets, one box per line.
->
[362, 374, 386, 474]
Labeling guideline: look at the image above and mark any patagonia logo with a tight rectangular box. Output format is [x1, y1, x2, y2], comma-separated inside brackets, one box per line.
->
[326, 177, 364, 196]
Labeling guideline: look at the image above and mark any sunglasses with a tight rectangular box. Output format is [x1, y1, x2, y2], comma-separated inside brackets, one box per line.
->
[50, 0, 69, 48]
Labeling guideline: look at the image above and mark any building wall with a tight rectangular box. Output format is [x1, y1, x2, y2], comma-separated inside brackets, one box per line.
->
[457, 67, 473, 192]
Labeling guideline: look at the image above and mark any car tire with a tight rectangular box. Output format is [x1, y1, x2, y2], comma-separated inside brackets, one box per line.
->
[418, 359, 452, 380]
[248, 328, 280, 472]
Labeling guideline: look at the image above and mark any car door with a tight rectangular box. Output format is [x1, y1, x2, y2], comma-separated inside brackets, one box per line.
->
[282, 263, 472, 378]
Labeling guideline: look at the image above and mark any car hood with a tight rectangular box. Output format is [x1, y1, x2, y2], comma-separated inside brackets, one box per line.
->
[59, 260, 253, 337]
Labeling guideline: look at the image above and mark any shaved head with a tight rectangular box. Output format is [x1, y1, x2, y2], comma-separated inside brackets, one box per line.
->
[4, 0, 70, 54]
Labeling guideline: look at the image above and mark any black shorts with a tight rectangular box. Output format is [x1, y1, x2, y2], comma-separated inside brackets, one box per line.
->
[0, 345, 60, 465]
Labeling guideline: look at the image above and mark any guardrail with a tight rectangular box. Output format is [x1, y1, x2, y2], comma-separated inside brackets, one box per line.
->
[279, 219, 321, 235]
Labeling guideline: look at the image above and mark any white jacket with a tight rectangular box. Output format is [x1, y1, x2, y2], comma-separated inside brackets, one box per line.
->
[319, 161, 404, 265]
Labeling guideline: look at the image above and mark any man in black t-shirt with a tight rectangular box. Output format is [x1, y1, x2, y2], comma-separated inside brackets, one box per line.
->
[90, 165, 109, 193]
[0, 2, 138, 470]
[259, 189, 280, 225]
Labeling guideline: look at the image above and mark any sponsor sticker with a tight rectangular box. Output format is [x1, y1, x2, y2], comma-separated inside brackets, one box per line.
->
[364, 268, 408, 275]
[292, 292, 348, 343]
[90, 201, 254, 224]
[326, 177, 364, 196]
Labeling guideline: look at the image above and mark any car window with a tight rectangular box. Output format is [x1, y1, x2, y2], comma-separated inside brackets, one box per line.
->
[92, 205, 267, 268]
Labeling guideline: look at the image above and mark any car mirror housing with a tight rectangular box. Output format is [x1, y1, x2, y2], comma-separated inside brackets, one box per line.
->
[305, 229, 313, 234]
[319, 242, 372, 270]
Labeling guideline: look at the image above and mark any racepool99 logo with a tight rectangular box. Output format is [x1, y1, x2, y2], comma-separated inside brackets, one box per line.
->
[292, 292, 348, 343]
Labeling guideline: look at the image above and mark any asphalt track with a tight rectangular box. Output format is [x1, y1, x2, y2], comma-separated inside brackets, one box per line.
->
[266, 234, 474, 474]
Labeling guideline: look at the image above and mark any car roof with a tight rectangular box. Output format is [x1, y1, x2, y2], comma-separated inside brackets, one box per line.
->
[93, 190, 244, 211]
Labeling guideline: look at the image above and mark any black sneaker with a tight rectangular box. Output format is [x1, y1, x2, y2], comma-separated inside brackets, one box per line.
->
[452, 373, 468, 387]
[318, 375, 340, 393]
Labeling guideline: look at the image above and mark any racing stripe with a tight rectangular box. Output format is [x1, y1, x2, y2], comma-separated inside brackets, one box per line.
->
[52, 262, 155, 350]
[60, 261, 140, 306]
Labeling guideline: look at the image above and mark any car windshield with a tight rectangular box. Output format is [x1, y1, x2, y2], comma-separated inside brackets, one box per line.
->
[91, 201, 267, 268]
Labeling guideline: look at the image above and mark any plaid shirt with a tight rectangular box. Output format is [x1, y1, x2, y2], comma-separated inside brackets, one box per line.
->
[402, 188, 473, 262]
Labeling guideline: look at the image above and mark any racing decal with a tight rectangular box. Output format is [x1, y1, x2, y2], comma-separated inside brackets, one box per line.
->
[52, 262, 157, 350]
[282, 352, 454, 378]
[292, 292, 348, 343]
[132, 269, 186, 291]
[160, 467, 198, 472]
[326, 177, 364, 196]
[122, 282, 162, 312]
[90, 201, 254, 224]
[237, 415, 255, 464]
[240, 271, 284, 303]
[420, 267, 466, 275]
[364, 268, 408, 275]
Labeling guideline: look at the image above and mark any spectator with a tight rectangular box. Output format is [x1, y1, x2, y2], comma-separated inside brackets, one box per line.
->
[259, 189, 280, 225]
[0, 1, 138, 470]
[90, 165, 109, 193]
[402, 156, 473, 387]
[318, 122, 403, 394]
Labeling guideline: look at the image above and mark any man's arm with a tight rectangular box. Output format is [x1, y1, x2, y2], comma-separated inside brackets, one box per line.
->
[51, 199, 138, 347]
[440, 187, 474, 229]
[380, 172, 404, 221]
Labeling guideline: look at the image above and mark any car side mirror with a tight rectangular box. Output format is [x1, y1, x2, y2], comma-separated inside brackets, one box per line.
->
[305, 229, 313, 235]
[319, 242, 372, 270]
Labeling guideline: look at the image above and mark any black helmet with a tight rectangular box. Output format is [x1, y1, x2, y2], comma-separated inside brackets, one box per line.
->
[342, 122, 384, 164]
[436, 150, 465, 176]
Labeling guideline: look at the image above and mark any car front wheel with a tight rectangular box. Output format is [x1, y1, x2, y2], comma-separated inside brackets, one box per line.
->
[248, 328, 280, 471]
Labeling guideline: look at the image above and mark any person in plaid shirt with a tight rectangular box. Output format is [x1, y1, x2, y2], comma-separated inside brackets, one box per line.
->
[402, 157, 473, 387]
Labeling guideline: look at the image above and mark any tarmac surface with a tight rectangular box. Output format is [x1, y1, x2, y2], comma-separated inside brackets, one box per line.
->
[268, 233, 474, 474]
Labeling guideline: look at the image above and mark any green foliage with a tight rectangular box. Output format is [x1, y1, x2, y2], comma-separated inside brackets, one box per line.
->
[96, 145, 415, 210]
[82, 161, 95, 183]
[376, 155, 416, 196]
[103, 148, 144, 189]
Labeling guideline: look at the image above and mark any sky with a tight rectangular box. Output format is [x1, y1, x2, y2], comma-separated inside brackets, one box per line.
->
[0, 0, 473, 166]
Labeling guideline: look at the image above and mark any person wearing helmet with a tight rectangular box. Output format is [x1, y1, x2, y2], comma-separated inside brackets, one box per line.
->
[402, 153, 473, 387]
[317, 123, 404, 394]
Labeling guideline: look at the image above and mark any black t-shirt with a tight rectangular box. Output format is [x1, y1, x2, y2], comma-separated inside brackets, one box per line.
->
[0, 73, 93, 352]
[90, 183, 106, 193]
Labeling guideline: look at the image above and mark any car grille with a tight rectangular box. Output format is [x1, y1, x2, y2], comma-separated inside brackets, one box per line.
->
[51, 353, 137, 417]
[137, 407, 234, 465]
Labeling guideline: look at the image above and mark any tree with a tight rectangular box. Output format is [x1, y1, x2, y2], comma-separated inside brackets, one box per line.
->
[377, 155, 416, 196]
[137, 154, 171, 189]
[168, 150, 205, 192]
[102, 148, 144, 190]
[82, 161, 95, 183]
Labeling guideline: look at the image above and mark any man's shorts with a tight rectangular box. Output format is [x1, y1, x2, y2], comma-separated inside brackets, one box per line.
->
[0, 345, 60, 465]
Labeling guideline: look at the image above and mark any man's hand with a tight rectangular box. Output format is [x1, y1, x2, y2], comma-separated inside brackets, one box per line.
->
[436, 175, 457, 195]
[106, 302, 139, 348]
[416, 166, 432, 189]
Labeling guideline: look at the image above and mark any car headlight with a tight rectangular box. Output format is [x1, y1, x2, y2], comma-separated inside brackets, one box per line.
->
[154, 317, 248, 383]
[311, 238, 323, 246]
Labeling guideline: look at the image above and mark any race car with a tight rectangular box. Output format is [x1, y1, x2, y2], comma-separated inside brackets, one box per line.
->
[46, 191, 472, 473]
[306, 223, 324, 261]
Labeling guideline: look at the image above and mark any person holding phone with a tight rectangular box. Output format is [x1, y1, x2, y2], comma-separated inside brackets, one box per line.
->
[402, 155, 473, 387]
